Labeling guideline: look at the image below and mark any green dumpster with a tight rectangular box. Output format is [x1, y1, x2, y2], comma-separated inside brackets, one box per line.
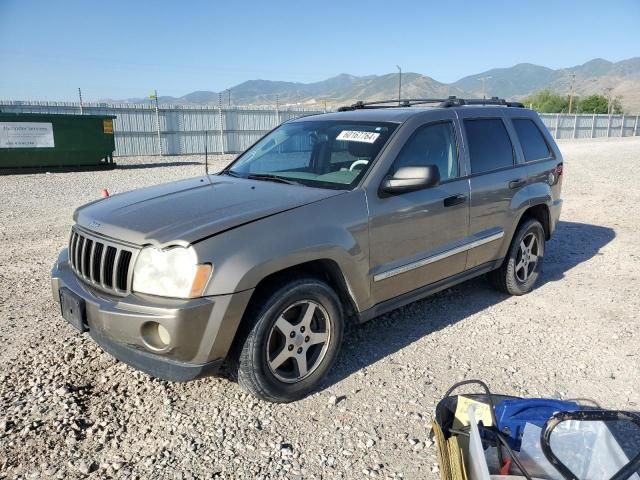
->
[0, 112, 116, 171]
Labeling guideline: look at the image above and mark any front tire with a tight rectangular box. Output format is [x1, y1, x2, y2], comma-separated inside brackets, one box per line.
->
[489, 218, 545, 295]
[231, 277, 344, 403]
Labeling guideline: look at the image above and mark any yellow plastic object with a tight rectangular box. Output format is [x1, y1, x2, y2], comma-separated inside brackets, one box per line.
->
[453, 395, 493, 429]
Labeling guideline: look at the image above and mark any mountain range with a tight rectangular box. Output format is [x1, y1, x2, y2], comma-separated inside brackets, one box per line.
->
[119, 57, 640, 112]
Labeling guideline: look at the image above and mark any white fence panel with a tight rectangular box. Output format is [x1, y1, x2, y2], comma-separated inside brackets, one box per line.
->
[538, 113, 640, 140]
[1, 101, 637, 156]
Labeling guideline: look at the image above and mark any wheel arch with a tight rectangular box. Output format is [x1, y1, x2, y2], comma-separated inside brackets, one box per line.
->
[237, 259, 360, 335]
[226, 258, 359, 367]
[518, 203, 551, 240]
[249, 258, 358, 317]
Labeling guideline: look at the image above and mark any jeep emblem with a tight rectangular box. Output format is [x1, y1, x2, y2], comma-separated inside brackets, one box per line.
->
[88, 220, 101, 229]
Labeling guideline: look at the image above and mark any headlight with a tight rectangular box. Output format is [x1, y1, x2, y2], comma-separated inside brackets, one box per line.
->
[132, 246, 212, 298]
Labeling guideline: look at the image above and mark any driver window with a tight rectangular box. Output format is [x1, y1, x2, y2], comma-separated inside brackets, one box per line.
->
[392, 121, 459, 181]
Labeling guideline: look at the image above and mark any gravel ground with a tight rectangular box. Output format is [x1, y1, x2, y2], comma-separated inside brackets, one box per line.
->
[1, 138, 639, 479]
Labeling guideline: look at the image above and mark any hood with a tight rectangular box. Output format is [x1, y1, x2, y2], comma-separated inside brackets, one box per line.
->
[74, 175, 345, 246]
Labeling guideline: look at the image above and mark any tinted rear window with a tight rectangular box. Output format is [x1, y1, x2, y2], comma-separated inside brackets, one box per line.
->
[464, 119, 514, 174]
[513, 118, 551, 162]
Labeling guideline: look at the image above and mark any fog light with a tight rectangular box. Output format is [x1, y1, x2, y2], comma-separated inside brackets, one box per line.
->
[141, 321, 171, 350]
[157, 324, 171, 346]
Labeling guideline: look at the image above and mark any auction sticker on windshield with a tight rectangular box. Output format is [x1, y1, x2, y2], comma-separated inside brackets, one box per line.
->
[336, 130, 380, 143]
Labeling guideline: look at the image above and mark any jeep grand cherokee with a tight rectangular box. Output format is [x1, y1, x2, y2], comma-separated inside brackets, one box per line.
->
[52, 97, 563, 402]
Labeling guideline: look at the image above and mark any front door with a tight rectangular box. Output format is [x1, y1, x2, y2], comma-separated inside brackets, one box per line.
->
[367, 118, 470, 303]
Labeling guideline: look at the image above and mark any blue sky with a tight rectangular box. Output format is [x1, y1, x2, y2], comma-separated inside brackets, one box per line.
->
[0, 0, 638, 101]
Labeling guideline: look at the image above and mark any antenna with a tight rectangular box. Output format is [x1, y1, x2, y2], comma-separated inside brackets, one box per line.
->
[204, 129, 209, 175]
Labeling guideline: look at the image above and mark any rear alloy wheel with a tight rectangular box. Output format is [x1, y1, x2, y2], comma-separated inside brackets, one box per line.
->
[514, 233, 540, 283]
[231, 278, 343, 403]
[489, 218, 545, 295]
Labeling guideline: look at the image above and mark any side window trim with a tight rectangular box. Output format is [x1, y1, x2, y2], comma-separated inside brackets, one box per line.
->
[463, 116, 516, 175]
[466, 163, 526, 179]
[511, 117, 555, 163]
[388, 119, 461, 183]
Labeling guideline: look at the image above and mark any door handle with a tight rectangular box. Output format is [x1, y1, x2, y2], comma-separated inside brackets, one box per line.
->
[508, 178, 527, 189]
[444, 194, 467, 207]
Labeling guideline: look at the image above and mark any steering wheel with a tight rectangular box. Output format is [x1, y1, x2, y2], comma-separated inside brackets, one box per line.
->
[349, 159, 369, 171]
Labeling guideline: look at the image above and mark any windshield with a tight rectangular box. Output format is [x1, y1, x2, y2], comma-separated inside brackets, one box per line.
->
[224, 120, 397, 189]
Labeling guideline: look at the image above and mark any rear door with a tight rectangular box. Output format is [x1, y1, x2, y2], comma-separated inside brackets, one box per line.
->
[366, 112, 470, 303]
[459, 110, 529, 269]
[510, 115, 563, 223]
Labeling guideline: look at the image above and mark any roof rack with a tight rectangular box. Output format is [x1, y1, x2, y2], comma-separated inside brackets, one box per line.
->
[337, 98, 445, 111]
[337, 96, 525, 111]
[440, 96, 525, 108]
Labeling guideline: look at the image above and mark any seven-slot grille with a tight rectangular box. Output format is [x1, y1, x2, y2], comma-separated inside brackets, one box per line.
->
[68, 228, 137, 295]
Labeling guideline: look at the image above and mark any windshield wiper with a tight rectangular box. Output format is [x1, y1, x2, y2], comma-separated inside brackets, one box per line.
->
[246, 173, 301, 185]
[221, 169, 242, 177]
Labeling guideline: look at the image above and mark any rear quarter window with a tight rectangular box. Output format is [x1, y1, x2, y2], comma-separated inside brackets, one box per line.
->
[513, 118, 552, 162]
[464, 118, 514, 175]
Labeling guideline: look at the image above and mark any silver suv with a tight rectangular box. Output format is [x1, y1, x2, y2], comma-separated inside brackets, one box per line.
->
[51, 98, 563, 402]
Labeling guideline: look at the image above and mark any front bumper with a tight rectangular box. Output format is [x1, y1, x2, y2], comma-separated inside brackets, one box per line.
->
[51, 249, 253, 382]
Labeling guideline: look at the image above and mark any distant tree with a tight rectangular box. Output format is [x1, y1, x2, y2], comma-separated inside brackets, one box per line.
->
[522, 89, 569, 113]
[577, 94, 608, 114]
[577, 94, 623, 114]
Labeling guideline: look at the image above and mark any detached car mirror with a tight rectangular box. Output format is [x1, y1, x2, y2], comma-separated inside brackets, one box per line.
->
[380, 165, 440, 195]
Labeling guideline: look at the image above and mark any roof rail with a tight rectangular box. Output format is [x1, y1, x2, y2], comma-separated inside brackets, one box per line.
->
[439, 96, 525, 108]
[338, 98, 446, 111]
[337, 96, 525, 111]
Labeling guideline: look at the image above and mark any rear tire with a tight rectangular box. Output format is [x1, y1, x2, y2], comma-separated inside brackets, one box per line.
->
[489, 218, 545, 295]
[229, 277, 344, 403]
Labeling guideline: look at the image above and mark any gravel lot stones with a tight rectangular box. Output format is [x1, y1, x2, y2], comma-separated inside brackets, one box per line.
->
[1, 139, 639, 478]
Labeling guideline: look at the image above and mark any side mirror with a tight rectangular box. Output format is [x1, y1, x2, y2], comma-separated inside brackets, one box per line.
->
[380, 165, 441, 195]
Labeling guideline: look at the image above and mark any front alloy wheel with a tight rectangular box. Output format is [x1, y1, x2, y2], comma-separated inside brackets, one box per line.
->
[266, 300, 332, 383]
[231, 277, 344, 403]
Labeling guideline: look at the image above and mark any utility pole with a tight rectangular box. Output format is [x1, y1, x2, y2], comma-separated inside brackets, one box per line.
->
[396, 65, 402, 105]
[568, 72, 576, 114]
[150, 89, 162, 155]
[78, 87, 84, 115]
[605, 87, 614, 115]
[478, 76, 492, 99]
[218, 92, 224, 154]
